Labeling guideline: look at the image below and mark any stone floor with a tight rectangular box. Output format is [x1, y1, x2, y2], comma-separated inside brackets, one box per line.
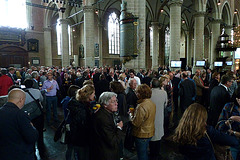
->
[36, 107, 183, 160]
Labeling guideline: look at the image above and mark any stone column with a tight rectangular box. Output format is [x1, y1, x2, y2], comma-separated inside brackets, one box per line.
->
[58, 19, 70, 67]
[151, 22, 159, 71]
[83, 5, 95, 67]
[43, 27, 52, 67]
[159, 27, 165, 66]
[98, 23, 103, 67]
[225, 25, 232, 36]
[169, 0, 182, 68]
[186, 30, 193, 66]
[193, 12, 205, 72]
[123, 0, 146, 69]
[74, 55, 79, 66]
[210, 19, 221, 69]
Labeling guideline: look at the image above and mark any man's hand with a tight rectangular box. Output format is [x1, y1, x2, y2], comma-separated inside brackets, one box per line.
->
[117, 121, 123, 128]
[230, 116, 240, 122]
[47, 85, 53, 92]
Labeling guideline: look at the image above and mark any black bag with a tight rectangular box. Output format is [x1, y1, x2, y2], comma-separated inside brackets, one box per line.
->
[54, 119, 66, 142]
[54, 111, 70, 144]
[124, 121, 135, 151]
[21, 90, 43, 120]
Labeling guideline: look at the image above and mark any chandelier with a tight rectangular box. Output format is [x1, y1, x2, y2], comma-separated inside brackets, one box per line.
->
[42, 0, 83, 8]
[234, 25, 240, 48]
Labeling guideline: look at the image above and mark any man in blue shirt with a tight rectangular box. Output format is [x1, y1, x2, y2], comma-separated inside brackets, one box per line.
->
[42, 72, 60, 125]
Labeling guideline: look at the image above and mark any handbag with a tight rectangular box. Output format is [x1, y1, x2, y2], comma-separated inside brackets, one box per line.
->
[21, 90, 43, 120]
[124, 121, 135, 151]
[206, 133, 233, 160]
[54, 111, 70, 144]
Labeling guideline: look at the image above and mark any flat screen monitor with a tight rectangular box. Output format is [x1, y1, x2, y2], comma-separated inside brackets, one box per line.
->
[171, 61, 182, 68]
[235, 48, 240, 59]
[226, 61, 233, 66]
[214, 61, 223, 67]
[196, 61, 205, 67]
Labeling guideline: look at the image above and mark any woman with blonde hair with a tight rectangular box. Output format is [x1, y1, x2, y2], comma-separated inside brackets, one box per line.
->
[67, 84, 95, 160]
[173, 103, 238, 160]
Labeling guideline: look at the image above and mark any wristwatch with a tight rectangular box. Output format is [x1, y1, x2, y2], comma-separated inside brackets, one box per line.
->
[233, 131, 236, 135]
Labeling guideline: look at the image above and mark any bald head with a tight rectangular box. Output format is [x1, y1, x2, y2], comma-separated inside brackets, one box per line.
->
[8, 88, 26, 109]
[129, 79, 137, 90]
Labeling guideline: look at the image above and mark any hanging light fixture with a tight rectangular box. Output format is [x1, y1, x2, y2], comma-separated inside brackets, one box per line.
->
[217, 0, 221, 6]
[234, 9, 238, 14]
[42, 0, 82, 8]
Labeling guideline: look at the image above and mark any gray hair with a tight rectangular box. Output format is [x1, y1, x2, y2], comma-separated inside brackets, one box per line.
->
[99, 92, 117, 106]
[31, 71, 39, 78]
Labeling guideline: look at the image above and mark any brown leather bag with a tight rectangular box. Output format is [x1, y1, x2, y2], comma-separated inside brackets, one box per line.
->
[206, 133, 233, 160]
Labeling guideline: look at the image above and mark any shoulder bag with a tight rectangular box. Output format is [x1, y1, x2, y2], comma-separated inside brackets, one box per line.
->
[21, 90, 43, 120]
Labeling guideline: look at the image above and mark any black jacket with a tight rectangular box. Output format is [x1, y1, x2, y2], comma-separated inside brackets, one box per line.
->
[126, 87, 138, 108]
[208, 85, 231, 126]
[0, 102, 38, 160]
[68, 98, 92, 146]
[92, 107, 124, 160]
[180, 126, 238, 160]
[179, 79, 196, 111]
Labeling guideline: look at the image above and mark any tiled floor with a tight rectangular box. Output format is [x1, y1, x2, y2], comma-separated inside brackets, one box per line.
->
[36, 107, 183, 160]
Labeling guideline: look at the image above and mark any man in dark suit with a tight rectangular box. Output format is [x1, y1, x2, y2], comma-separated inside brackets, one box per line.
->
[206, 69, 212, 83]
[7, 67, 17, 84]
[179, 71, 196, 113]
[125, 79, 138, 109]
[208, 75, 232, 127]
[169, 72, 181, 122]
[31, 71, 40, 89]
[0, 88, 38, 160]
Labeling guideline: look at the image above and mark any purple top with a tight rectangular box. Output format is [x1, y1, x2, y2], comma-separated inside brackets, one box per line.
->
[42, 79, 59, 96]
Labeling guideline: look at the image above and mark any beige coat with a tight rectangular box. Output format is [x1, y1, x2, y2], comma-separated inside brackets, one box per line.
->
[132, 98, 156, 138]
[150, 88, 168, 141]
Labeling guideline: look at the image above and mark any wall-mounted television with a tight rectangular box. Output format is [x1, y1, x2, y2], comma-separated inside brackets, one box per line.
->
[214, 61, 223, 67]
[196, 61, 205, 67]
[226, 61, 233, 66]
[171, 61, 182, 68]
[235, 48, 240, 59]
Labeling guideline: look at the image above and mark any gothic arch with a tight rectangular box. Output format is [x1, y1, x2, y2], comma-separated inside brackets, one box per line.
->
[44, 2, 59, 28]
[146, 1, 154, 21]
[204, 0, 220, 19]
[220, 1, 232, 25]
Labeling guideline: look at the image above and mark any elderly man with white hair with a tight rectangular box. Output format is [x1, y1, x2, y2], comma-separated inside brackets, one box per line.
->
[92, 92, 124, 160]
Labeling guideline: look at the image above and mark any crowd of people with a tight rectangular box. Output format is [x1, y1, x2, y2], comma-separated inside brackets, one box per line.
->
[0, 65, 240, 160]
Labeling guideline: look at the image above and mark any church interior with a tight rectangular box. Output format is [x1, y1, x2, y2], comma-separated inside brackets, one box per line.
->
[1, 1, 240, 160]
[0, 0, 239, 72]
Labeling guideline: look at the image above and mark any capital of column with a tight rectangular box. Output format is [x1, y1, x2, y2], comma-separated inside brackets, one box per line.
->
[151, 22, 159, 27]
[225, 25, 233, 29]
[43, 27, 52, 32]
[168, 0, 183, 7]
[83, 5, 94, 13]
[193, 11, 206, 17]
[211, 19, 222, 24]
[59, 19, 70, 25]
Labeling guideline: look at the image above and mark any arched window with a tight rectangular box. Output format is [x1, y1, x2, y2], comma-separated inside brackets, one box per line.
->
[165, 27, 170, 64]
[108, 12, 119, 55]
[0, 0, 27, 28]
